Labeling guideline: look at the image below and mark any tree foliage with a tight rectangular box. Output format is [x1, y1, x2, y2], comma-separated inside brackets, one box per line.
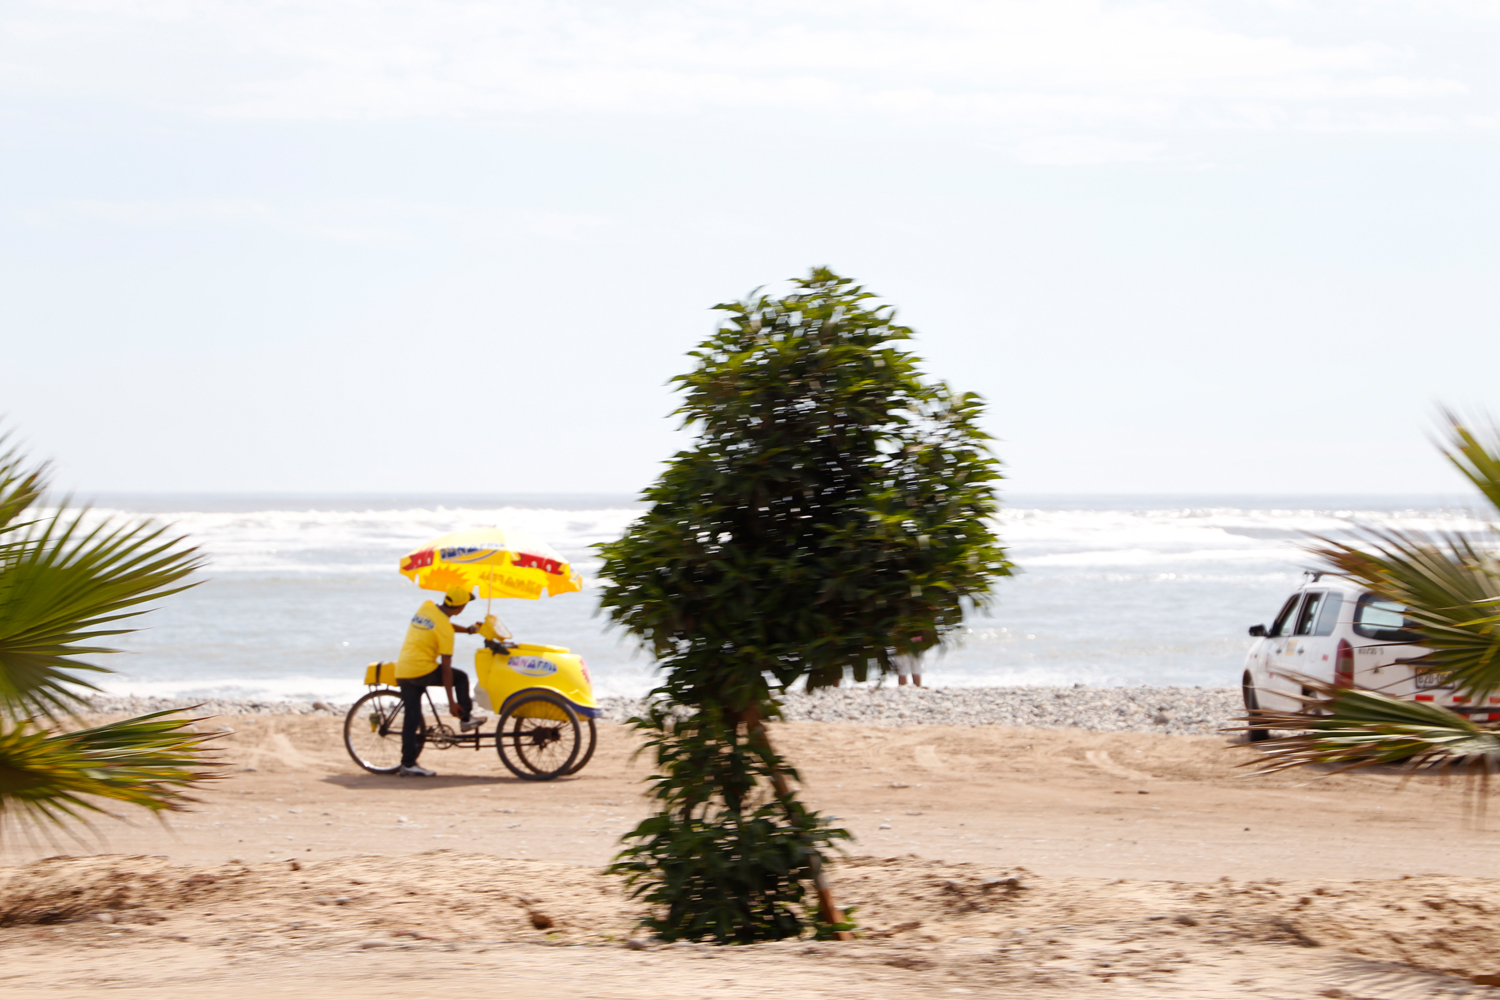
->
[598, 268, 1010, 941]
[0, 433, 220, 832]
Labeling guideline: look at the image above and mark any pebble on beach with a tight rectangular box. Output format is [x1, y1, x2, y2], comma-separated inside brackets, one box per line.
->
[86, 686, 1240, 735]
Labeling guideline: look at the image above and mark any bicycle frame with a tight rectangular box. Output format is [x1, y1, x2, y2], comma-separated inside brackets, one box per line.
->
[369, 685, 570, 754]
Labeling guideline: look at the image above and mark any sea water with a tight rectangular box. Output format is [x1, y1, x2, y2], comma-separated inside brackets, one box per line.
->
[73, 492, 1484, 704]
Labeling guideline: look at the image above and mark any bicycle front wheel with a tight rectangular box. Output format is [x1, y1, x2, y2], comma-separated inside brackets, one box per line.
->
[344, 689, 412, 774]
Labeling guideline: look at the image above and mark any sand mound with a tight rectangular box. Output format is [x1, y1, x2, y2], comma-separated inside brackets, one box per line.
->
[6, 851, 1500, 993]
[9, 716, 1500, 996]
[0, 851, 636, 944]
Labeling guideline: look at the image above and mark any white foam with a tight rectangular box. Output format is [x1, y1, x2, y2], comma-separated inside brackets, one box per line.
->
[58, 504, 643, 576]
[57, 496, 1488, 700]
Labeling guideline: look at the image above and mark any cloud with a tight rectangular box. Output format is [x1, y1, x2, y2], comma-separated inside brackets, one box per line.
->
[523, 212, 613, 241]
[43, 197, 621, 245]
[0, 0, 1492, 140]
[55, 198, 409, 244]
[1011, 134, 1162, 166]
[64, 198, 273, 225]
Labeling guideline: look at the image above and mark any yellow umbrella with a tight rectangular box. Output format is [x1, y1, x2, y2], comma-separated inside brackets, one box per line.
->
[399, 527, 584, 602]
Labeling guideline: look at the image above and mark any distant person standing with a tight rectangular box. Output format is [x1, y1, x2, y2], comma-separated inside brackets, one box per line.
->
[394, 584, 487, 777]
[894, 634, 925, 687]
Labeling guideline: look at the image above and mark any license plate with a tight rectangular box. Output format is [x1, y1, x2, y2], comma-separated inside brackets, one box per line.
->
[1415, 671, 1450, 690]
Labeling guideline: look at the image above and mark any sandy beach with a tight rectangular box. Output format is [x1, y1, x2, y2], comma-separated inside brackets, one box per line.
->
[5, 711, 1500, 999]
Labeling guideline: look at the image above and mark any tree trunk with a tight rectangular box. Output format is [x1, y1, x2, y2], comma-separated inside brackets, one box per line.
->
[739, 704, 853, 940]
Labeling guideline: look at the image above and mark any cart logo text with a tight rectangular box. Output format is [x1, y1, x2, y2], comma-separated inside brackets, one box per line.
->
[508, 655, 558, 677]
[440, 545, 502, 564]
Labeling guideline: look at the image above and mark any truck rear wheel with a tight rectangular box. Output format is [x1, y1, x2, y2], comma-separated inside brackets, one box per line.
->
[1243, 672, 1270, 743]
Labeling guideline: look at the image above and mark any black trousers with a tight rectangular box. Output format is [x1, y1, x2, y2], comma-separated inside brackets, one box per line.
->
[398, 667, 473, 767]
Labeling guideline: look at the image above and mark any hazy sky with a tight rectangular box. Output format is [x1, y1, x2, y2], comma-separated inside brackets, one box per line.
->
[4, 1, 1499, 496]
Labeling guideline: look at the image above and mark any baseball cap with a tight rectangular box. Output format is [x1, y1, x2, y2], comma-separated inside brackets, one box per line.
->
[444, 584, 476, 606]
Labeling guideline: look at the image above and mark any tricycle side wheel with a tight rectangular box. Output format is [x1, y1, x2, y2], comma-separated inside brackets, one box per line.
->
[344, 689, 413, 774]
[495, 692, 581, 781]
[564, 716, 597, 775]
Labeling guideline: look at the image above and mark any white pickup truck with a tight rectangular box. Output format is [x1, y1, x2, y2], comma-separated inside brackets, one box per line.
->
[1242, 576, 1489, 740]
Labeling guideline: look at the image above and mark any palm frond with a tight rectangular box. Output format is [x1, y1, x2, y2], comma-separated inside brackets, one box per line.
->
[1307, 528, 1500, 700]
[0, 433, 45, 539]
[1245, 679, 1500, 775]
[0, 427, 221, 835]
[0, 711, 224, 830]
[1437, 408, 1500, 518]
[0, 506, 203, 719]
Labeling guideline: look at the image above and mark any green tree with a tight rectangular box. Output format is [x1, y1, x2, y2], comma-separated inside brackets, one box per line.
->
[598, 268, 1011, 942]
[1251, 413, 1500, 773]
[0, 436, 219, 832]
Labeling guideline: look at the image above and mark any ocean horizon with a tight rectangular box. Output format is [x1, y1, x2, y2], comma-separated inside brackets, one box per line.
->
[63, 491, 1484, 705]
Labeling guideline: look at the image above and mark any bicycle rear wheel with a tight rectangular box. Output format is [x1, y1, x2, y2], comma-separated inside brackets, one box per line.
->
[344, 689, 413, 774]
[496, 692, 581, 781]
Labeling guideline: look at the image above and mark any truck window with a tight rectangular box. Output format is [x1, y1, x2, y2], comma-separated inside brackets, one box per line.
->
[1353, 594, 1419, 643]
[1294, 592, 1325, 635]
[1313, 593, 1342, 636]
[1270, 594, 1299, 637]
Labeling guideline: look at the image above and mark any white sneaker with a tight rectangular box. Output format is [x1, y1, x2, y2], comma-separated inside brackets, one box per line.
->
[460, 715, 489, 733]
[397, 764, 436, 777]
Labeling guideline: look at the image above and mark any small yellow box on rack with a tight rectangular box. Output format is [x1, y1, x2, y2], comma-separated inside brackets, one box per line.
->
[363, 661, 396, 686]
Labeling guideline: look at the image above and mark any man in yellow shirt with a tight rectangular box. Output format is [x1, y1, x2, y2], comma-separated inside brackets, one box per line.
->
[396, 584, 487, 777]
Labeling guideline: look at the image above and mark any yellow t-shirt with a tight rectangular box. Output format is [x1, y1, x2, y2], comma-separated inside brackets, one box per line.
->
[395, 601, 456, 679]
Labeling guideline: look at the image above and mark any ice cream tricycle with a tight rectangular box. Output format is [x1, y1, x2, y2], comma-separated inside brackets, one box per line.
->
[341, 528, 600, 781]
